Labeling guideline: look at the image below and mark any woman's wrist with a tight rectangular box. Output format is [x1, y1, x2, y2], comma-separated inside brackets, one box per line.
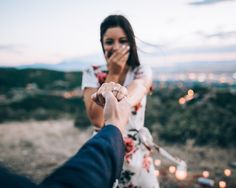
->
[105, 74, 120, 83]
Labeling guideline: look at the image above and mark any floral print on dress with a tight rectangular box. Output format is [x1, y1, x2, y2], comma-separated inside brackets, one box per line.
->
[143, 153, 151, 173]
[119, 170, 143, 188]
[131, 102, 142, 115]
[149, 85, 153, 95]
[91, 65, 152, 116]
[124, 137, 138, 163]
[92, 65, 108, 85]
[85, 65, 159, 188]
[119, 170, 136, 187]
[118, 129, 158, 188]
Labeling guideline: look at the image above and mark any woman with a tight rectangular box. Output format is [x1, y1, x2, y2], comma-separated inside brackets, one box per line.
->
[82, 15, 159, 188]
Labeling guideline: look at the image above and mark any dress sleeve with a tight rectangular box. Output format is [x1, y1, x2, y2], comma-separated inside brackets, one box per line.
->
[81, 66, 99, 90]
[134, 64, 153, 81]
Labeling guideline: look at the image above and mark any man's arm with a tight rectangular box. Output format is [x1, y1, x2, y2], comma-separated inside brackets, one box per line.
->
[0, 85, 130, 188]
[0, 165, 37, 188]
[40, 125, 125, 188]
[41, 89, 129, 188]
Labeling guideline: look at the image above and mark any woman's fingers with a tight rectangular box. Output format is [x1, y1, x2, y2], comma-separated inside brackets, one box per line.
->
[105, 46, 129, 75]
[107, 45, 129, 64]
[116, 86, 128, 101]
[119, 52, 129, 65]
[115, 46, 129, 63]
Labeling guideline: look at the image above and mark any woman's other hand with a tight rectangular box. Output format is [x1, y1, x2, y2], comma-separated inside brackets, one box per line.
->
[105, 45, 129, 75]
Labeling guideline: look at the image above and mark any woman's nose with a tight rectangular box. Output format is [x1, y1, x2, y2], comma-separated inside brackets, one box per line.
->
[113, 42, 121, 51]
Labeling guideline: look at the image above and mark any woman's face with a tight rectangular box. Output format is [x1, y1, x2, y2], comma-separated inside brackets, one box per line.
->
[102, 27, 129, 57]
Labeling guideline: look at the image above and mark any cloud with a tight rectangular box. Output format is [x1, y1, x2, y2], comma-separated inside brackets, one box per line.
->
[0, 44, 15, 50]
[204, 31, 236, 39]
[0, 44, 22, 54]
[194, 30, 236, 41]
[189, 0, 235, 6]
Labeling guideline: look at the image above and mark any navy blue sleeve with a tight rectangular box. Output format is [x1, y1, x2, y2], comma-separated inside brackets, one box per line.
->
[40, 125, 125, 188]
[0, 165, 37, 188]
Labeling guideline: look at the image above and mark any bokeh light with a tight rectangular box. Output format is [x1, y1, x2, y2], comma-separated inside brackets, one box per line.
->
[224, 168, 231, 177]
[219, 181, 226, 188]
[154, 159, 161, 166]
[202, 170, 210, 178]
[155, 170, 160, 177]
[179, 97, 186, 105]
[187, 89, 194, 97]
[169, 166, 176, 173]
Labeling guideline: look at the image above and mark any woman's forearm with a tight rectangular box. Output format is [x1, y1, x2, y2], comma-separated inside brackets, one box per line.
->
[88, 102, 105, 128]
[105, 74, 120, 83]
[126, 79, 151, 107]
[84, 89, 105, 128]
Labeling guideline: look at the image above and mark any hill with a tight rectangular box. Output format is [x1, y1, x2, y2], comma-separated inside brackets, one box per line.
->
[145, 84, 236, 147]
[0, 68, 235, 147]
[0, 68, 82, 92]
[0, 68, 90, 127]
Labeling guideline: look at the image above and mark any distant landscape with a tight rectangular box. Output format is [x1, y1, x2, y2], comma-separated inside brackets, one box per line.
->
[0, 68, 90, 127]
[2, 57, 236, 73]
[0, 67, 235, 147]
[0, 67, 236, 187]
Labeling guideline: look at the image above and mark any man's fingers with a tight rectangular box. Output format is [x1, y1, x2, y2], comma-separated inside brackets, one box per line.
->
[102, 91, 117, 104]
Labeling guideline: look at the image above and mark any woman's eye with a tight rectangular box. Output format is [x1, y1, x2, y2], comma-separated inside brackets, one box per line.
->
[120, 40, 128, 44]
[104, 40, 113, 45]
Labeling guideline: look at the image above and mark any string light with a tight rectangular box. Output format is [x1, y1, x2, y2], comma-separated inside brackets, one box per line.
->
[154, 159, 161, 166]
[178, 88, 196, 105]
[175, 170, 187, 180]
[152, 159, 231, 187]
[224, 168, 231, 177]
[202, 170, 210, 178]
[169, 166, 176, 173]
[219, 181, 226, 188]
[175, 161, 187, 180]
[179, 97, 186, 105]
[155, 170, 160, 177]
[187, 89, 194, 97]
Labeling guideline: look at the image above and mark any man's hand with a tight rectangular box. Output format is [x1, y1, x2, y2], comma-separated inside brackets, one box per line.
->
[91, 82, 130, 133]
[102, 91, 130, 133]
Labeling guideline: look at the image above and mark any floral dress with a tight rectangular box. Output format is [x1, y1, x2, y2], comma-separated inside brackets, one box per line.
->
[82, 64, 160, 188]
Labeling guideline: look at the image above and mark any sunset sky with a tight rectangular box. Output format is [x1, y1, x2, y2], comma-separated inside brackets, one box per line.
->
[0, 0, 236, 67]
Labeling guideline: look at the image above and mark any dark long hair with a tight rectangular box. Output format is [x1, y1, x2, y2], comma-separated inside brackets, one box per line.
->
[100, 15, 140, 69]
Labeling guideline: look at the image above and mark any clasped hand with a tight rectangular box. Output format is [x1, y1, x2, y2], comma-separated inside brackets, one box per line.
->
[91, 82, 128, 107]
[91, 82, 130, 133]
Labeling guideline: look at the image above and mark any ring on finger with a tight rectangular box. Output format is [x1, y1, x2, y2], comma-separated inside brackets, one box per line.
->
[112, 86, 119, 92]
